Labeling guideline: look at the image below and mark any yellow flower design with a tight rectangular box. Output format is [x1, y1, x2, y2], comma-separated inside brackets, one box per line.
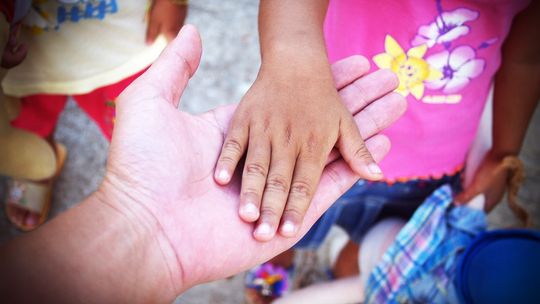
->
[373, 35, 442, 100]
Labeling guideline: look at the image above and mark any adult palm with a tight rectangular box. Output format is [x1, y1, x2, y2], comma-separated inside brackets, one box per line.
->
[104, 25, 405, 293]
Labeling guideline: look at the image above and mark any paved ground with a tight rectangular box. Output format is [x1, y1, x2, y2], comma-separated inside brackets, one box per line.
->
[1, 1, 539, 303]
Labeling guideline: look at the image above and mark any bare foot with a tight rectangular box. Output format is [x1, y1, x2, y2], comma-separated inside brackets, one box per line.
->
[6, 203, 40, 229]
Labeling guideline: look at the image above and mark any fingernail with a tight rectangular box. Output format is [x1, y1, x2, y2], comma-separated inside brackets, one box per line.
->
[216, 169, 230, 183]
[255, 222, 272, 237]
[240, 203, 259, 219]
[367, 163, 382, 176]
[281, 221, 296, 235]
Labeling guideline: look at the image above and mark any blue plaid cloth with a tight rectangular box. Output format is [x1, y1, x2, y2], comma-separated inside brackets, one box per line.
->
[365, 185, 486, 304]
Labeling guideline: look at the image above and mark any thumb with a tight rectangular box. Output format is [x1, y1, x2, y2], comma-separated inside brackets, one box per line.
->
[337, 115, 384, 181]
[140, 24, 202, 107]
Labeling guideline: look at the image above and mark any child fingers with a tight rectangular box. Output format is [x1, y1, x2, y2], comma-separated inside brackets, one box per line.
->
[239, 134, 271, 222]
[338, 115, 383, 181]
[339, 69, 400, 115]
[253, 144, 296, 242]
[279, 152, 325, 238]
[323, 93, 405, 167]
[214, 123, 249, 185]
[146, 20, 161, 45]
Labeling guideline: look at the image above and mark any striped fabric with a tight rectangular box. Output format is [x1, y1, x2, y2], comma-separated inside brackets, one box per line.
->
[365, 185, 486, 303]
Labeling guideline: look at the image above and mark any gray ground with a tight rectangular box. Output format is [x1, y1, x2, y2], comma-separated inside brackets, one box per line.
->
[1, 1, 539, 303]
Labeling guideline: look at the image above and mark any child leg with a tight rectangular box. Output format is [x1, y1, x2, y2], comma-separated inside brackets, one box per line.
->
[11, 94, 67, 138]
[5, 94, 68, 230]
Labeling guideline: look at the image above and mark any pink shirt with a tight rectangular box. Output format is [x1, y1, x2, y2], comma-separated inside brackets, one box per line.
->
[324, 0, 529, 181]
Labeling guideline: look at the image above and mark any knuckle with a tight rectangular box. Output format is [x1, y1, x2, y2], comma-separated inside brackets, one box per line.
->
[218, 154, 237, 164]
[326, 166, 345, 191]
[260, 205, 280, 220]
[241, 189, 260, 200]
[365, 108, 382, 133]
[306, 133, 318, 153]
[351, 81, 368, 105]
[353, 145, 372, 161]
[245, 162, 268, 178]
[223, 138, 244, 155]
[266, 176, 290, 194]
[284, 123, 293, 145]
[290, 180, 313, 200]
[283, 207, 305, 222]
[263, 117, 271, 133]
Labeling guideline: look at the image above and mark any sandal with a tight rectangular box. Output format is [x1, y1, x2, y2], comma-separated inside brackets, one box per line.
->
[245, 262, 294, 304]
[4, 142, 67, 231]
[244, 252, 335, 304]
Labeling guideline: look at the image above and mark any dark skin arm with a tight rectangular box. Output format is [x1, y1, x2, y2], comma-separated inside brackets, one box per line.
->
[1, 24, 27, 69]
[215, 0, 382, 242]
[146, 0, 188, 44]
[456, 1, 540, 210]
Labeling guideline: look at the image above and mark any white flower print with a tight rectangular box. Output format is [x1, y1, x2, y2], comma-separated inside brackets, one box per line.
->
[412, 8, 479, 47]
[425, 46, 485, 93]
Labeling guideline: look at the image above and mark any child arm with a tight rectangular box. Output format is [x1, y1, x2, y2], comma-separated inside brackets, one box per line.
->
[215, 0, 384, 241]
[146, 0, 188, 44]
[456, 1, 540, 210]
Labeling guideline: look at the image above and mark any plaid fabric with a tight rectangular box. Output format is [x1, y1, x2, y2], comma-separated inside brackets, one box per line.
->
[365, 185, 486, 304]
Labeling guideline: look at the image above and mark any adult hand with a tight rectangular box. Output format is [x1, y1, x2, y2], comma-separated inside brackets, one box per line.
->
[107, 24, 404, 291]
[1, 24, 27, 69]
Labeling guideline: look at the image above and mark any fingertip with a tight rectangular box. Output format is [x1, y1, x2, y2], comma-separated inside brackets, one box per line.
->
[253, 222, 275, 242]
[239, 202, 260, 222]
[214, 168, 231, 185]
[145, 34, 154, 45]
[145, 23, 159, 45]
[333, 55, 371, 90]
[279, 220, 298, 238]
[365, 135, 391, 163]
[349, 55, 371, 71]
[348, 159, 384, 181]
[367, 163, 384, 179]
[171, 24, 202, 76]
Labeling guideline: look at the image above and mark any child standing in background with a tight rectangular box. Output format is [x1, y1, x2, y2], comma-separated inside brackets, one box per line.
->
[241, 0, 540, 302]
[2, 0, 188, 231]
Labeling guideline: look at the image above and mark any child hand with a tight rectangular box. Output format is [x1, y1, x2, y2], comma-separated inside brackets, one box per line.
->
[455, 151, 511, 212]
[1, 24, 27, 69]
[146, 0, 187, 44]
[215, 62, 394, 241]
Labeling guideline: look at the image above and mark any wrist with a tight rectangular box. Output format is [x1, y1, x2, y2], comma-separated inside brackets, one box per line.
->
[488, 148, 519, 162]
[0, 187, 182, 303]
[96, 175, 185, 300]
[169, 0, 189, 5]
[259, 42, 333, 82]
